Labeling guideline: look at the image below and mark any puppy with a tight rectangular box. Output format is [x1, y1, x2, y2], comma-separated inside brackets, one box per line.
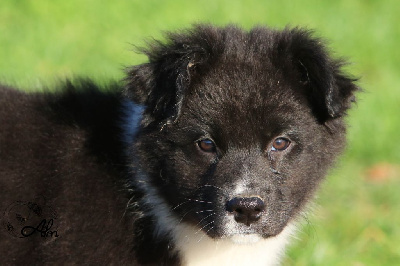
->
[0, 24, 358, 265]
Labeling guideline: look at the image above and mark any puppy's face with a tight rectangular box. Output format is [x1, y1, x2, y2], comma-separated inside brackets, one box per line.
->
[128, 25, 358, 241]
[141, 66, 342, 239]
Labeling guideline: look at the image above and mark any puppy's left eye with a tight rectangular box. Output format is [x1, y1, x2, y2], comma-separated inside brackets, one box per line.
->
[197, 139, 216, 153]
[271, 138, 291, 151]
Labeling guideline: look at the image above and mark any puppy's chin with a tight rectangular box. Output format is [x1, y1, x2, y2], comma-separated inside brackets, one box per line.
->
[229, 234, 262, 244]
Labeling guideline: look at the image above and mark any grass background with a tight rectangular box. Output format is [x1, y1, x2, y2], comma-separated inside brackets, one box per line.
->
[1, 0, 399, 265]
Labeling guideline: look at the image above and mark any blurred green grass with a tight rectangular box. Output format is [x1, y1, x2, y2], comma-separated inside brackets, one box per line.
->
[1, 0, 399, 265]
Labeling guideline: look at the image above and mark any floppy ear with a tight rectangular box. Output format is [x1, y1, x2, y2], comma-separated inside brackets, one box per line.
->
[124, 28, 215, 125]
[124, 57, 193, 125]
[279, 28, 359, 121]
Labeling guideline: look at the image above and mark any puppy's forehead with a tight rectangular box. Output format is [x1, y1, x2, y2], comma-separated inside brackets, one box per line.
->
[183, 64, 309, 139]
[193, 64, 302, 111]
[194, 57, 295, 101]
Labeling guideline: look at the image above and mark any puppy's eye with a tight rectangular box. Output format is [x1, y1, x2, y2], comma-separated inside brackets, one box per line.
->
[197, 139, 216, 153]
[272, 138, 291, 151]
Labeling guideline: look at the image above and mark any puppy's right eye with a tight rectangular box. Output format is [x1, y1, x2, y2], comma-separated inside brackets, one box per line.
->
[272, 137, 291, 151]
[197, 139, 216, 153]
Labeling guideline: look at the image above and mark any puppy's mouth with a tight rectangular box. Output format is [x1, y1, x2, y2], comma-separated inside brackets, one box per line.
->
[168, 187, 291, 241]
[190, 209, 284, 242]
[173, 194, 290, 241]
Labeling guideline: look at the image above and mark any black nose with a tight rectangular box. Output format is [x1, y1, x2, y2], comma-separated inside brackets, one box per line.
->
[226, 197, 265, 226]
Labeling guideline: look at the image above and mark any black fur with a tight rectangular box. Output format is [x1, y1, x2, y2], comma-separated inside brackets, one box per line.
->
[0, 25, 358, 265]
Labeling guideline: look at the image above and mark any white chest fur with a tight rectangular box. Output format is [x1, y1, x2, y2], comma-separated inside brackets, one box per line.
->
[172, 223, 296, 266]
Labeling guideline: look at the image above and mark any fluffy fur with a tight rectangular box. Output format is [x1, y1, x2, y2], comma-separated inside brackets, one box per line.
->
[0, 24, 358, 265]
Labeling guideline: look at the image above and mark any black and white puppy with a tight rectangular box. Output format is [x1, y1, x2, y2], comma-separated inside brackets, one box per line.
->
[0, 25, 358, 265]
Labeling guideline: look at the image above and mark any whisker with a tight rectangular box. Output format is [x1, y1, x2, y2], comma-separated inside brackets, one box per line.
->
[195, 212, 216, 227]
[195, 210, 214, 214]
[197, 225, 215, 243]
[184, 198, 213, 204]
[195, 221, 214, 235]
[178, 208, 195, 224]
[171, 200, 190, 210]
[202, 184, 223, 191]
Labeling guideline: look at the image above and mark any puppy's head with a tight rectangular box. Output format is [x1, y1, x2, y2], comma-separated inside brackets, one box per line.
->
[125, 25, 358, 240]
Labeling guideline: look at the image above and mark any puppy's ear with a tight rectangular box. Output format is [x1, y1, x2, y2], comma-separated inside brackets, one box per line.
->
[124, 63, 154, 105]
[279, 28, 359, 121]
[124, 60, 192, 125]
[125, 27, 215, 125]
